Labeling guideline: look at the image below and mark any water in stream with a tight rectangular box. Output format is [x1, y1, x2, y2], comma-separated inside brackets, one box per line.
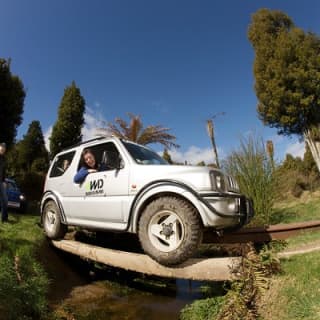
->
[39, 240, 224, 320]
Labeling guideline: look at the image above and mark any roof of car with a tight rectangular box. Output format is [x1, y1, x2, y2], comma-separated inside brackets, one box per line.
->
[57, 136, 142, 157]
[59, 136, 119, 153]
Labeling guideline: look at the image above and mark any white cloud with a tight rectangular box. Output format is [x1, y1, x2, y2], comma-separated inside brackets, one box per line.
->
[44, 107, 108, 152]
[81, 107, 108, 141]
[285, 140, 305, 158]
[168, 146, 224, 165]
[44, 126, 52, 151]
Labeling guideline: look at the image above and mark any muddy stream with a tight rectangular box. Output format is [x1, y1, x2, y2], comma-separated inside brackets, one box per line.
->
[38, 233, 225, 319]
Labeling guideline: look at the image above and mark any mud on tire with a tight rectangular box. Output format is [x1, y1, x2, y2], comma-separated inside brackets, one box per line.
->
[43, 200, 67, 239]
[138, 196, 203, 266]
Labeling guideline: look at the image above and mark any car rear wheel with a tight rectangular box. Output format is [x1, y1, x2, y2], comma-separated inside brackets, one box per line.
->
[138, 196, 203, 266]
[43, 201, 67, 239]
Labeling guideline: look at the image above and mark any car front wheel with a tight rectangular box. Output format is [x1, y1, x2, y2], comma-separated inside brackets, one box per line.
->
[138, 196, 203, 266]
[43, 201, 67, 239]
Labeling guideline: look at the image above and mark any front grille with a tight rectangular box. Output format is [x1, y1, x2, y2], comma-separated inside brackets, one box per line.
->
[227, 176, 240, 193]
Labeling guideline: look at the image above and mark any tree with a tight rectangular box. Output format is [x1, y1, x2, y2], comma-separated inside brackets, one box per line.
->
[18, 120, 49, 172]
[0, 58, 26, 147]
[281, 154, 303, 172]
[162, 148, 173, 164]
[303, 143, 318, 174]
[248, 9, 320, 171]
[50, 81, 85, 157]
[102, 113, 179, 149]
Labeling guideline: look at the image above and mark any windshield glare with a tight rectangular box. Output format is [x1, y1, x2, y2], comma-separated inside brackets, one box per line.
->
[122, 141, 168, 165]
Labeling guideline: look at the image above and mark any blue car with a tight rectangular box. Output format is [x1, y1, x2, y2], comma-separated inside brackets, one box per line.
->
[5, 178, 27, 213]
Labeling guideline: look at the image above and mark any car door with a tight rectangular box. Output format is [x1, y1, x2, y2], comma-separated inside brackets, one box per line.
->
[64, 142, 130, 229]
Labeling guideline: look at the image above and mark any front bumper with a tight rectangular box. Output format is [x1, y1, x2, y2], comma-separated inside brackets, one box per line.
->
[199, 192, 254, 227]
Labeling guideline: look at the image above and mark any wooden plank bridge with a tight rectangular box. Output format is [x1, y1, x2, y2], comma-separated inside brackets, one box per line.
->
[51, 220, 320, 281]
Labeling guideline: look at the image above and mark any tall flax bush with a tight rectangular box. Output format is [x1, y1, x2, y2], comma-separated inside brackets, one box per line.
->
[224, 134, 276, 225]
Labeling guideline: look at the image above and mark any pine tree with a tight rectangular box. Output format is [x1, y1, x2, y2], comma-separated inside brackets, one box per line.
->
[50, 81, 85, 157]
[0, 58, 26, 147]
[18, 120, 49, 172]
[248, 9, 320, 171]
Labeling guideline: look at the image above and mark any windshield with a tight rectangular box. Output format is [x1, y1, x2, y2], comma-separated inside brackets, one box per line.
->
[122, 141, 168, 165]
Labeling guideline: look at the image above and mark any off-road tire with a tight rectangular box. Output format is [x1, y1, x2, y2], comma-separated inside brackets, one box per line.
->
[138, 196, 203, 266]
[43, 201, 67, 239]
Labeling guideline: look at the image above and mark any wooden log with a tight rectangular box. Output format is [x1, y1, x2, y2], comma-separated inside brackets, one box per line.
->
[52, 239, 241, 281]
[204, 220, 320, 243]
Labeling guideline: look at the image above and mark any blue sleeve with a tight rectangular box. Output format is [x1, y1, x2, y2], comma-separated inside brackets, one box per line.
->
[73, 167, 89, 184]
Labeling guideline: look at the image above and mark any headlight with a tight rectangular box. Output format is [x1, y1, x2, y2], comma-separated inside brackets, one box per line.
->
[210, 171, 226, 192]
[19, 195, 25, 201]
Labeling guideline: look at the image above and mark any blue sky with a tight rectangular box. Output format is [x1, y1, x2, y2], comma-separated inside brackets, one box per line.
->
[1, 0, 319, 164]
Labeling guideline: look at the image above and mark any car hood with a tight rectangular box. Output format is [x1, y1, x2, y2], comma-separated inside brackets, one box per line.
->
[130, 164, 218, 192]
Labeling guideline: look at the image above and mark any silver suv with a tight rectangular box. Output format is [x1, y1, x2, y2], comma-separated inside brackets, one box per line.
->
[41, 137, 254, 266]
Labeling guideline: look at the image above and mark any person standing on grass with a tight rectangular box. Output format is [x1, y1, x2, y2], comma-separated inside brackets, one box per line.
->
[0, 143, 8, 223]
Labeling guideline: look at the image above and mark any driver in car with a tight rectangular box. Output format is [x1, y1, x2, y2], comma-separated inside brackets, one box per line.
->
[74, 149, 107, 184]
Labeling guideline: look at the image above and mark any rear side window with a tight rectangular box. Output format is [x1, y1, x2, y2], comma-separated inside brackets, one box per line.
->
[50, 151, 76, 178]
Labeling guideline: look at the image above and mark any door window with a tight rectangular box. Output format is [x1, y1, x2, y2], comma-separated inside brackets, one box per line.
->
[77, 142, 121, 171]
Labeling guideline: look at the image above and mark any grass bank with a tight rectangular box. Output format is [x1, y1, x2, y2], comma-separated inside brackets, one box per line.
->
[181, 192, 320, 320]
[271, 190, 320, 224]
[260, 251, 320, 320]
[0, 210, 49, 320]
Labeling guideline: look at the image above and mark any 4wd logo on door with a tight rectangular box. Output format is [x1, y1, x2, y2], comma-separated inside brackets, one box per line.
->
[85, 179, 104, 196]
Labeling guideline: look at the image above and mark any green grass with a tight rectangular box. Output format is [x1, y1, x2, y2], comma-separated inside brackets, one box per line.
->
[271, 198, 320, 224]
[260, 195, 320, 319]
[267, 251, 320, 320]
[0, 212, 43, 248]
[0, 211, 49, 320]
[285, 229, 320, 249]
[180, 297, 224, 320]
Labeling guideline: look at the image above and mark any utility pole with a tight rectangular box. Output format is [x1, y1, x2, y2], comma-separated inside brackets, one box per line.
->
[206, 112, 225, 168]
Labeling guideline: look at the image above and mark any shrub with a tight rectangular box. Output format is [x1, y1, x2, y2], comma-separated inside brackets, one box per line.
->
[291, 183, 304, 198]
[275, 157, 320, 200]
[180, 296, 223, 320]
[224, 134, 276, 225]
[16, 172, 46, 201]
